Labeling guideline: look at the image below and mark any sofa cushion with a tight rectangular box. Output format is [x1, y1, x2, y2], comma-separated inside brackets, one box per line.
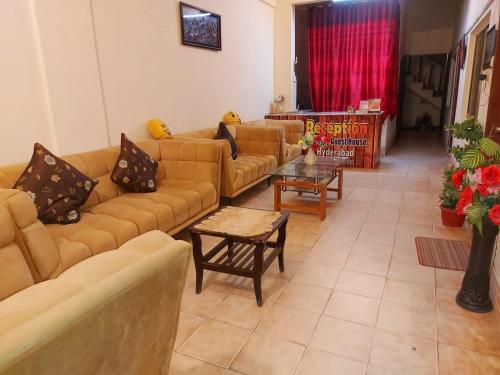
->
[233, 154, 277, 191]
[14, 143, 98, 224]
[215, 122, 238, 160]
[111, 134, 158, 193]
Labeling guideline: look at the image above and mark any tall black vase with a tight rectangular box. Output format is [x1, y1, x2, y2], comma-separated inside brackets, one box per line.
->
[456, 217, 499, 313]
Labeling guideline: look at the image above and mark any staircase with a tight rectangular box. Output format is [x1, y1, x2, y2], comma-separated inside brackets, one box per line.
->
[399, 54, 448, 130]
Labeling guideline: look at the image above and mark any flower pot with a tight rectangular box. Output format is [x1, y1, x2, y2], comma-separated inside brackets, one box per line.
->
[456, 217, 499, 313]
[440, 206, 465, 227]
[304, 148, 318, 165]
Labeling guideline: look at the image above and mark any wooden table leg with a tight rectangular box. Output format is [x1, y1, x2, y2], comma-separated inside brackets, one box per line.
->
[190, 232, 204, 293]
[319, 184, 327, 221]
[253, 243, 265, 306]
[277, 219, 288, 272]
[337, 168, 343, 200]
[274, 181, 282, 212]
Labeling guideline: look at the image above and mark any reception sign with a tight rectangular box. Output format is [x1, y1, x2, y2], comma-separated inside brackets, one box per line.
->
[265, 113, 382, 168]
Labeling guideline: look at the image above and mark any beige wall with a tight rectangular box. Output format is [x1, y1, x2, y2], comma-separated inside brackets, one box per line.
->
[400, 0, 458, 56]
[0, 0, 275, 164]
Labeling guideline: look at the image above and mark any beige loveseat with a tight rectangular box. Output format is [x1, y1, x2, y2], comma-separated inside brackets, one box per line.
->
[176, 125, 283, 198]
[0, 188, 190, 374]
[243, 119, 304, 164]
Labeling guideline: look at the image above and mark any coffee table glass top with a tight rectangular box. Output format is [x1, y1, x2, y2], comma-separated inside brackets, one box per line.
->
[269, 156, 348, 179]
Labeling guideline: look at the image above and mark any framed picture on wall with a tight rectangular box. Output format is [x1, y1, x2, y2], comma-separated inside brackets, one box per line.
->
[180, 2, 221, 51]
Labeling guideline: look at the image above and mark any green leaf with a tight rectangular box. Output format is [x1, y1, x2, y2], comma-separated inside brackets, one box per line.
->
[460, 149, 485, 169]
[479, 138, 500, 157]
[466, 203, 488, 235]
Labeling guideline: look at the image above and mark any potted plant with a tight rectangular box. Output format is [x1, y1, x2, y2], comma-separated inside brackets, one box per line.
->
[448, 118, 500, 312]
[439, 166, 465, 227]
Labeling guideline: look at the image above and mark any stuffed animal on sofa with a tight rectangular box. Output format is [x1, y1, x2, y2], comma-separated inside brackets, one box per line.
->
[223, 111, 241, 125]
[147, 118, 171, 139]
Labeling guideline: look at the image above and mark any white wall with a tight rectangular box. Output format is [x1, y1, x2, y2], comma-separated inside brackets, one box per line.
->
[0, 0, 55, 165]
[0, 0, 275, 164]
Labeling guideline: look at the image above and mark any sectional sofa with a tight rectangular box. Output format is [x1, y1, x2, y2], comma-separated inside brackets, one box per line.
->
[0, 138, 223, 374]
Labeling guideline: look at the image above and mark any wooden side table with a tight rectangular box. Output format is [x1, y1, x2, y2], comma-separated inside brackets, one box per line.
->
[189, 209, 289, 306]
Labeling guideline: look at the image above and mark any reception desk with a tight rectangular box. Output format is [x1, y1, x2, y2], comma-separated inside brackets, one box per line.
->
[265, 111, 383, 169]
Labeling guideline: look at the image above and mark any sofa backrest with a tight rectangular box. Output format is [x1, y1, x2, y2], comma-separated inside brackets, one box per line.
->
[0, 140, 165, 211]
[175, 128, 218, 140]
[264, 119, 304, 144]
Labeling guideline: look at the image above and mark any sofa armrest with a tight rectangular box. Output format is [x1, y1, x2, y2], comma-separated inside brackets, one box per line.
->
[0, 231, 190, 375]
[234, 125, 283, 162]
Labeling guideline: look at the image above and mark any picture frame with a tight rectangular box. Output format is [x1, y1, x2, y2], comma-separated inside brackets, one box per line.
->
[483, 25, 496, 69]
[180, 2, 221, 51]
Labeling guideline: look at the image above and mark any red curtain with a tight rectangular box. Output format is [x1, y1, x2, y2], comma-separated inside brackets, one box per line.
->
[308, 0, 400, 117]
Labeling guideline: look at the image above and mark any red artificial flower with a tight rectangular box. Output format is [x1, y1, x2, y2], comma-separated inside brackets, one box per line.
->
[477, 183, 490, 196]
[481, 164, 500, 186]
[451, 169, 466, 189]
[456, 187, 473, 214]
[488, 205, 500, 226]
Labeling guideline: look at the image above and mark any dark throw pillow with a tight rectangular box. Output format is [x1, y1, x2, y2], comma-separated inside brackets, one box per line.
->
[111, 133, 158, 193]
[13, 143, 98, 224]
[215, 122, 238, 160]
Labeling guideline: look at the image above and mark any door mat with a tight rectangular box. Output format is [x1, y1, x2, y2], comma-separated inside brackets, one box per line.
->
[415, 237, 470, 271]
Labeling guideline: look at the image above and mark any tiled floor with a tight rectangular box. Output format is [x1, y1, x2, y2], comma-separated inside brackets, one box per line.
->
[170, 133, 500, 375]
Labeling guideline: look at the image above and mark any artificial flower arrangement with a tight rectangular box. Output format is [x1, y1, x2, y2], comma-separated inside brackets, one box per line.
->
[298, 132, 328, 151]
[271, 95, 285, 113]
[439, 165, 464, 227]
[447, 117, 500, 232]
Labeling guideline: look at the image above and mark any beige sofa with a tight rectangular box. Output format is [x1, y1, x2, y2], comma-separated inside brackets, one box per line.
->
[176, 124, 283, 198]
[243, 119, 304, 164]
[0, 188, 190, 374]
[0, 139, 222, 268]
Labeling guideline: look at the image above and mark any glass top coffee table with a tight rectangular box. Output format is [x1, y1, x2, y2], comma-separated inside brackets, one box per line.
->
[269, 156, 348, 220]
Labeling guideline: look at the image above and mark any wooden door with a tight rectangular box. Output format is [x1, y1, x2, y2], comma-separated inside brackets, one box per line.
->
[485, 29, 500, 143]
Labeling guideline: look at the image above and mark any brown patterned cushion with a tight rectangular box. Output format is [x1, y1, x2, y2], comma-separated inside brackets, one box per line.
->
[215, 122, 238, 160]
[13, 143, 98, 224]
[111, 133, 158, 192]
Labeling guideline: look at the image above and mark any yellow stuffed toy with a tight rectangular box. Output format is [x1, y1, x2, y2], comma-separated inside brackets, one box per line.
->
[223, 111, 241, 125]
[147, 118, 171, 139]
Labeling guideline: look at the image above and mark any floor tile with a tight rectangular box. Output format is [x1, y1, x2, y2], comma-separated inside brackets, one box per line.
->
[230, 333, 305, 375]
[382, 279, 435, 311]
[357, 222, 396, 245]
[369, 329, 437, 375]
[335, 270, 386, 299]
[295, 347, 367, 375]
[303, 252, 349, 269]
[175, 313, 205, 350]
[377, 300, 437, 340]
[345, 251, 391, 277]
[292, 264, 341, 288]
[436, 288, 499, 322]
[437, 312, 500, 356]
[211, 294, 270, 330]
[256, 304, 320, 345]
[365, 365, 405, 375]
[265, 259, 303, 280]
[283, 244, 313, 261]
[231, 276, 287, 305]
[276, 281, 331, 313]
[179, 320, 250, 367]
[438, 343, 500, 375]
[169, 353, 224, 375]
[309, 316, 374, 362]
[387, 260, 435, 285]
[181, 287, 230, 318]
[324, 291, 380, 326]
[435, 268, 464, 290]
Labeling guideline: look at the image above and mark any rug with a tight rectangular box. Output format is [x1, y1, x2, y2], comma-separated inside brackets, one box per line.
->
[415, 237, 470, 271]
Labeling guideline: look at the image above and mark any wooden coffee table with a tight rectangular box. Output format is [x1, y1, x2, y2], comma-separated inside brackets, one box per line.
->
[270, 156, 347, 220]
[189, 208, 289, 306]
